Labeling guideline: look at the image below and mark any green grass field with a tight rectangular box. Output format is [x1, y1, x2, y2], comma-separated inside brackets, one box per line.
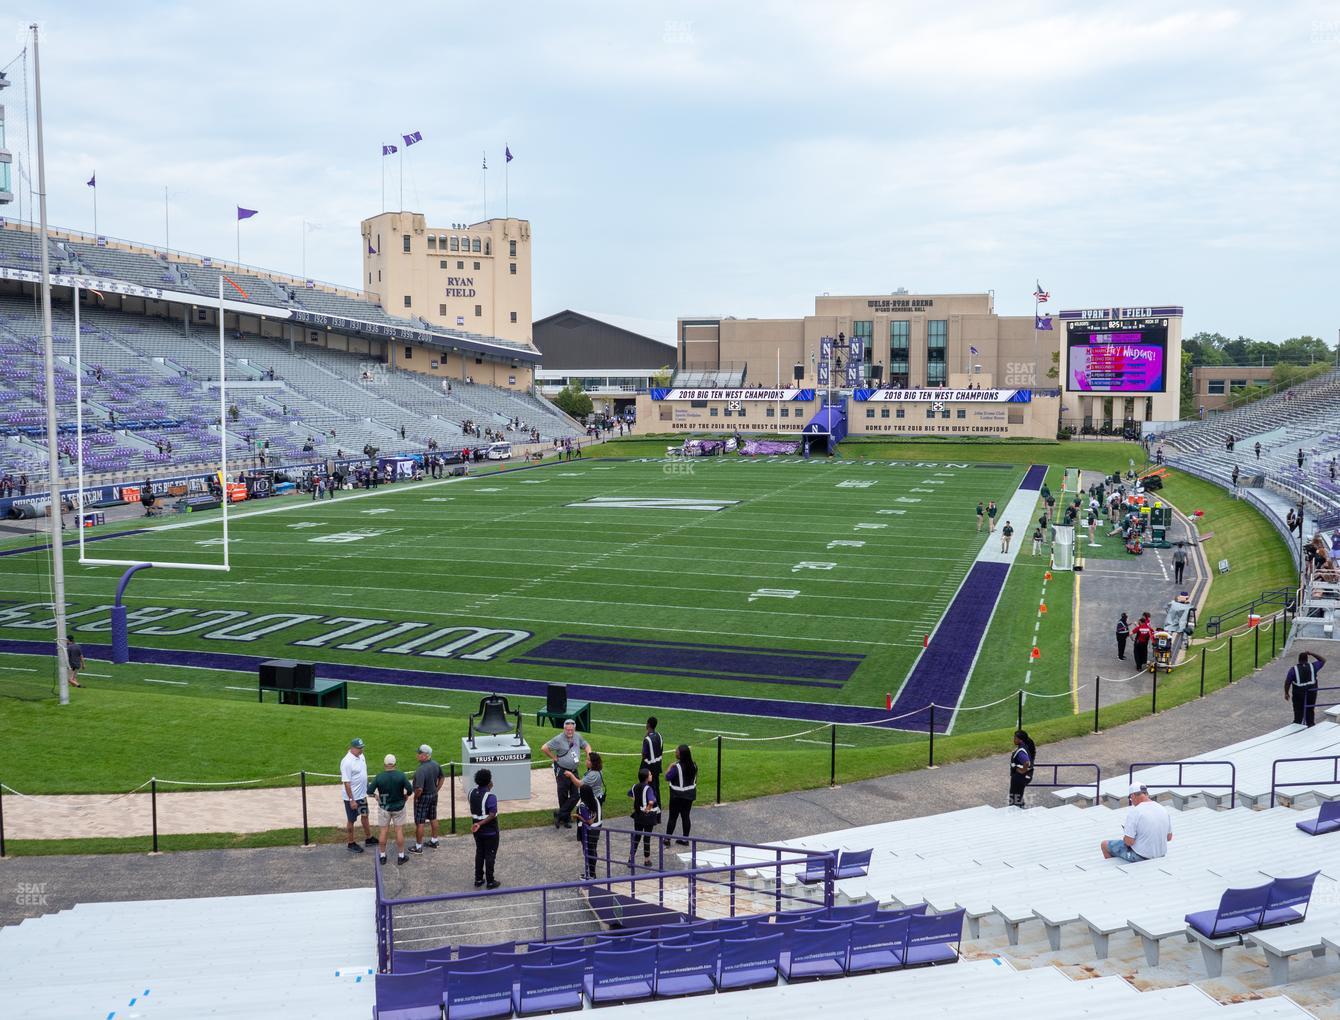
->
[0, 439, 1299, 851]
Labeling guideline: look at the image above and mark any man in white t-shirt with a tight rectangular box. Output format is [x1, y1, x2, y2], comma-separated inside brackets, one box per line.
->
[341, 737, 378, 853]
[1100, 783, 1172, 862]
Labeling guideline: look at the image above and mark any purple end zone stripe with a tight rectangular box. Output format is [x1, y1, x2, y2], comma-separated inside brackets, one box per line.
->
[0, 639, 911, 727]
[510, 657, 844, 690]
[527, 637, 861, 682]
[1020, 464, 1046, 490]
[888, 559, 1011, 732]
[0, 528, 150, 558]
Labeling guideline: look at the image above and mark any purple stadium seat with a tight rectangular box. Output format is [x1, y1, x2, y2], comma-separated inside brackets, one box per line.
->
[1296, 800, 1340, 836]
[782, 924, 852, 981]
[847, 915, 911, 974]
[904, 909, 965, 967]
[525, 936, 583, 953]
[392, 946, 452, 973]
[834, 849, 873, 880]
[689, 930, 728, 946]
[828, 901, 880, 922]
[582, 946, 656, 1006]
[797, 852, 837, 884]
[455, 940, 516, 959]
[703, 921, 749, 938]
[655, 939, 720, 997]
[1185, 882, 1273, 939]
[882, 903, 929, 920]
[519, 946, 553, 967]
[445, 962, 515, 1020]
[1261, 872, 1321, 927]
[431, 955, 495, 976]
[515, 962, 583, 1017]
[550, 944, 594, 972]
[718, 933, 783, 991]
[374, 966, 443, 1020]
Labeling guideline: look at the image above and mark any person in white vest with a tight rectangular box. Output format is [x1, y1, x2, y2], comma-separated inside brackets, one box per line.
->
[1285, 650, 1326, 727]
[663, 744, 698, 846]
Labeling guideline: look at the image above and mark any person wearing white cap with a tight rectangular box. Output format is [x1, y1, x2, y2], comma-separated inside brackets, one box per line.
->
[367, 753, 414, 866]
[1100, 783, 1172, 862]
[340, 737, 377, 854]
[410, 744, 445, 854]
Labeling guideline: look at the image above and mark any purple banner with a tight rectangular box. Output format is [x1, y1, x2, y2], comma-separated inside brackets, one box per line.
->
[741, 440, 800, 455]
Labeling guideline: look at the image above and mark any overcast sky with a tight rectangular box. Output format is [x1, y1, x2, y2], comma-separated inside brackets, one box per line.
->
[4, 2, 1338, 343]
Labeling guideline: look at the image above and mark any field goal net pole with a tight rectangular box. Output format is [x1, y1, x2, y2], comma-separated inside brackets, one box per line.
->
[75, 279, 231, 576]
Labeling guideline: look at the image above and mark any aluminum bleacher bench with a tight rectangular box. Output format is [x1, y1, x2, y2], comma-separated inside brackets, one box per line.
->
[1251, 912, 1340, 985]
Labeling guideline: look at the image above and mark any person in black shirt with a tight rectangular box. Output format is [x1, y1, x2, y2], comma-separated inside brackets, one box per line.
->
[469, 769, 501, 889]
[640, 717, 664, 806]
[663, 744, 697, 846]
[1115, 613, 1130, 661]
[627, 768, 660, 868]
[1009, 730, 1035, 807]
[1285, 651, 1326, 728]
[66, 634, 84, 688]
[576, 784, 602, 879]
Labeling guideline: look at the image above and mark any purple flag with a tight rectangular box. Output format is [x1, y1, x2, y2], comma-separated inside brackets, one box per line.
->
[402, 130, 423, 146]
[1035, 314, 1053, 330]
[368, 242, 377, 255]
[237, 206, 259, 221]
[969, 345, 979, 356]
[382, 144, 398, 155]
[86, 172, 96, 188]
[505, 146, 513, 163]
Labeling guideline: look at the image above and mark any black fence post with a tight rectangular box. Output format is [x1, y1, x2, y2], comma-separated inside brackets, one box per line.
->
[1151, 668, 1159, 714]
[1272, 612, 1277, 657]
[829, 724, 836, 788]
[300, 770, 310, 847]
[1200, 648, 1207, 698]
[151, 778, 159, 854]
[1016, 689, 1024, 732]
[715, 736, 722, 806]
[449, 762, 457, 835]
[1093, 676, 1101, 733]
[0, 778, 5, 858]
[928, 706, 936, 768]
[1228, 634, 1234, 680]
[1254, 622, 1260, 669]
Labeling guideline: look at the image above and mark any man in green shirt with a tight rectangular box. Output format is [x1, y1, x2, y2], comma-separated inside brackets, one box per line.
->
[367, 754, 414, 866]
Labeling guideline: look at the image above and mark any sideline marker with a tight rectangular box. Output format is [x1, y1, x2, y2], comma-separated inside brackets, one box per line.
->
[885, 692, 892, 710]
[923, 633, 929, 648]
[1030, 646, 1041, 660]
[1039, 600, 1048, 614]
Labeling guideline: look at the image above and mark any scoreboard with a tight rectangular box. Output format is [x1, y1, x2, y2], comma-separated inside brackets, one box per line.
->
[1065, 317, 1169, 393]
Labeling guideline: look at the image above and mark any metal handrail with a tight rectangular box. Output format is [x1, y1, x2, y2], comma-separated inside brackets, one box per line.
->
[1270, 754, 1340, 808]
[1029, 762, 1101, 804]
[1206, 588, 1296, 636]
[1127, 760, 1237, 809]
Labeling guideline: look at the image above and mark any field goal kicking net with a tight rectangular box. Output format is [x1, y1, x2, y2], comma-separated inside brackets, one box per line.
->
[71, 275, 240, 573]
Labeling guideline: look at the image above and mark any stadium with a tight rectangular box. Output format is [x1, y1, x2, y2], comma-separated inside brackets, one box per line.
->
[3, 10, 1340, 1020]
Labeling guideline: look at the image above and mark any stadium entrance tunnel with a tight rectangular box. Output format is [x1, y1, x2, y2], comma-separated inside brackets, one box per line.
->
[802, 406, 847, 455]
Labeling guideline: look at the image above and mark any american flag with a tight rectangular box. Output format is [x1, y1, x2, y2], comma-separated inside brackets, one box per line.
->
[1033, 282, 1049, 303]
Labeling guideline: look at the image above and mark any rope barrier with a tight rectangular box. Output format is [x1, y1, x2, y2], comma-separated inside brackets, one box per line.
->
[719, 724, 830, 743]
[0, 778, 153, 806]
[153, 773, 300, 788]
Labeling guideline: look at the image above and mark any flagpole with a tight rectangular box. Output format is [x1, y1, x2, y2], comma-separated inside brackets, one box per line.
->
[236, 216, 240, 265]
[302, 220, 306, 280]
[381, 153, 385, 213]
[399, 149, 404, 212]
[32, 22, 72, 704]
[482, 152, 488, 219]
[164, 186, 170, 253]
[505, 151, 509, 219]
[92, 176, 97, 237]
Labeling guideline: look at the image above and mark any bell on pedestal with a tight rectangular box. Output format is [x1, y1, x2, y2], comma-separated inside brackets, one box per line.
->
[468, 693, 523, 747]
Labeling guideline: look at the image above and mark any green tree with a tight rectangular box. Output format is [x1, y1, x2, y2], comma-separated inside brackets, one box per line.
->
[1179, 350, 1194, 414]
[1183, 331, 1228, 367]
[651, 365, 673, 388]
[553, 380, 594, 420]
[1277, 335, 1333, 365]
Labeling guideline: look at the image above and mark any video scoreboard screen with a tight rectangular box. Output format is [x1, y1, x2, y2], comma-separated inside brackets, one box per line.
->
[1066, 317, 1169, 393]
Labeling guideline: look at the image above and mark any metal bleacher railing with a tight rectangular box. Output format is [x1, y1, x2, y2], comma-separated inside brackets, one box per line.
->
[373, 825, 834, 972]
[1269, 754, 1340, 808]
[1126, 760, 1238, 809]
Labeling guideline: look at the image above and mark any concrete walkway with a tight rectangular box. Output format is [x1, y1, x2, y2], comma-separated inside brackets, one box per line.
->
[1, 640, 1322, 928]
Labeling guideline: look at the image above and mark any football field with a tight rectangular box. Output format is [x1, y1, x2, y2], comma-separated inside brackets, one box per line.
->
[0, 455, 1062, 726]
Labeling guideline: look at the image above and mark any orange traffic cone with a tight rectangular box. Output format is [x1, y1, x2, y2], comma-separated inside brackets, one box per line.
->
[1030, 646, 1041, 660]
[1044, 570, 1053, 581]
[1039, 601, 1048, 614]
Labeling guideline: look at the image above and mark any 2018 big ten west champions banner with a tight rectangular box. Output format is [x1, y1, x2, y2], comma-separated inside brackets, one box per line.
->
[852, 388, 1033, 402]
[649, 388, 816, 401]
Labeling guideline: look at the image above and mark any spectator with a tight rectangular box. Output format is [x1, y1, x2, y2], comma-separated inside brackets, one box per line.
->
[1254, 441, 1261, 460]
[1008, 729, 1035, 807]
[469, 768, 501, 889]
[576, 784, 602, 879]
[627, 767, 660, 868]
[1132, 613, 1154, 671]
[664, 744, 697, 845]
[581, 750, 605, 806]
[1100, 784, 1172, 862]
[542, 719, 592, 828]
[65, 633, 84, 688]
[1284, 650, 1326, 728]
[340, 737, 376, 853]
[367, 753, 414, 866]
[410, 743, 444, 853]
[1115, 612, 1130, 661]
[1298, 448, 1305, 470]
[640, 717, 664, 805]
[1231, 465, 1239, 488]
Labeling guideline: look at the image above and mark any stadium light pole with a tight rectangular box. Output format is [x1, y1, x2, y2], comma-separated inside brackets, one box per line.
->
[31, 22, 73, 705]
